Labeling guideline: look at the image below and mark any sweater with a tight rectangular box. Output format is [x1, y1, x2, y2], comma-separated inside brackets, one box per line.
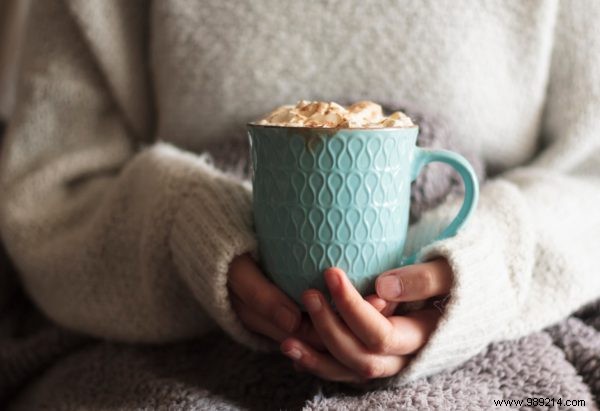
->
[0, 112, 483, 406]
[1, 0, 600, 384]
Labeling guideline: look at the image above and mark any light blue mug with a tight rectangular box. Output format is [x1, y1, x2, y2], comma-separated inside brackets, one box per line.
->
[248, 124, 479, 305]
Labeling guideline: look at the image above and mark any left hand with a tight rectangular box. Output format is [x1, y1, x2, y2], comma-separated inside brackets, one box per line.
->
[280, 259, 453, 383]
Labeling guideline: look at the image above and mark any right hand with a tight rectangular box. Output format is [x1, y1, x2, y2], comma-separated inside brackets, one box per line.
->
[228, 253, 323, 348]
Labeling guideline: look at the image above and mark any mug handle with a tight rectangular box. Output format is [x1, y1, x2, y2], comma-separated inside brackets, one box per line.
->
[400, 147, 480, 265]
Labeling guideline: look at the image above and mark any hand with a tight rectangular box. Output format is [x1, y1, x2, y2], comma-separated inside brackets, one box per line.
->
[227, 253, 322, 347]
[280, 259, 452, 383]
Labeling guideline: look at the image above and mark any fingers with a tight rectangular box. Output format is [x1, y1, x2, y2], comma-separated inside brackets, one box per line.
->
[364, 295, 386, 312]
[228, 254, 301, 334]
[365, 295, 399, 317]
[302, 290, 407, 379]
[232, 294, 326, 349]
[376, 259, 453, 302]
[388, 308, 442, 355]
[380, 300, 399, 317]
[284, 269, 442, 382]
[281, 338, 363, 383]
[294, 316, 326, 350]
[326, 268, 434, 356]
[324, 268, 403, 355]
[231, 295, 287, 342]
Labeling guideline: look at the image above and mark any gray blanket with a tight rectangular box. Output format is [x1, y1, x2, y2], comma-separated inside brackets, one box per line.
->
[3, 293, 600, 410]
[2, 112, 599, 410]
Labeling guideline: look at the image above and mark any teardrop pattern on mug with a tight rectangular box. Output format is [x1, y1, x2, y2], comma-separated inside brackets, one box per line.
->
[252, 130, 415, 302]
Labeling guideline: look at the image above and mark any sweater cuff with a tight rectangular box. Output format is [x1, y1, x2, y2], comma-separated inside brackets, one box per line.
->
[380, 180, 532, 386]
[166, 144, 272, 350]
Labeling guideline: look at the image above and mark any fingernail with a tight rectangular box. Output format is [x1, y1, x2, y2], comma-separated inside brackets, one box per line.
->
[304, 293, 322, 312]
[283, 348, 302, 360]
[378, 275, 401, 299]
[275, 306, 299, 333]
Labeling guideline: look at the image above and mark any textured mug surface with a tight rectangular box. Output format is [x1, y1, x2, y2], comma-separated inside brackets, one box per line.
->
[248, 124, 478, 305]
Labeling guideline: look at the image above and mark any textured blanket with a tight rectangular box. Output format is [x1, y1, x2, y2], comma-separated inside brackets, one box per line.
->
[2, 112, 599, 410]
[5, 301, 600, 411]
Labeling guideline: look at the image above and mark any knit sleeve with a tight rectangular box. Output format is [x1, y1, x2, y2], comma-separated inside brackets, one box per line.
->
[0, 0, 267, 349]
[390, 1, 600, 384]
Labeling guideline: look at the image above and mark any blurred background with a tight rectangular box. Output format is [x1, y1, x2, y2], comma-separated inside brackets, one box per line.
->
[0, 0, 30, 295]
[0, 0, 30, 126]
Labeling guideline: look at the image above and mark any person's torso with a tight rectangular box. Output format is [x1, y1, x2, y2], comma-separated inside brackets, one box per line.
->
[151, 0, 558, 173]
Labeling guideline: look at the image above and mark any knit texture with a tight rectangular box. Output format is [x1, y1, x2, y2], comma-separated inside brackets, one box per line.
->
[1, 0, 600, 402]
[0, 111, 485, 407]
[4, 300, 600, 410]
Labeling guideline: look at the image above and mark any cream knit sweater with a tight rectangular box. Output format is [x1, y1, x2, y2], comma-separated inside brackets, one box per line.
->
[1, 0, 599, 384]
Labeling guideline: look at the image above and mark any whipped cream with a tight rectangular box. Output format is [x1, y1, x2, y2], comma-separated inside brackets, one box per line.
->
[256, 100, 415, 128]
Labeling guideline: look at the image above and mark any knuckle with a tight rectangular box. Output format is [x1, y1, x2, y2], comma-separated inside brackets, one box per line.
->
[368, 332, 393, 354]
[417, 268, 435, 296]
[360, 358, 384, 380]
[299, 353, 315, 369]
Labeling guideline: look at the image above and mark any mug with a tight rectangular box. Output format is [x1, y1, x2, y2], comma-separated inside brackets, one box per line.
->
[247, 124, 479, 305]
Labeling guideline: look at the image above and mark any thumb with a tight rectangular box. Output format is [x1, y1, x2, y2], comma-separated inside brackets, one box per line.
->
[375, 259, 453, 302]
